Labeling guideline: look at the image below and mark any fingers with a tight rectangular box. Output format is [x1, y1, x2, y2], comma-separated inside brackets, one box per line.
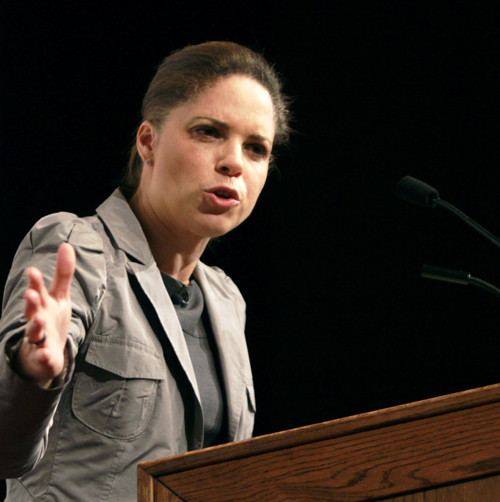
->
[25, 266, 49, 310]
[24, 241, 76, 323]
[24, 312, 46, 345]
[24, 286, 42, 320]
[49, 243, 76, 300]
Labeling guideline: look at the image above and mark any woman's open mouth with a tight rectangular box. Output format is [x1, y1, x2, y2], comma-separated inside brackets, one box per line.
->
[206, 187, 241, 209]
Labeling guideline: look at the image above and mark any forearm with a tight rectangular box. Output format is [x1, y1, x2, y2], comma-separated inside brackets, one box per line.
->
[0, 333, 72, 478]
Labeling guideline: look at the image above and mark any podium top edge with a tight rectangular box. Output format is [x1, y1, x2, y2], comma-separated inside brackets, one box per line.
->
[140, 382, 500, 477]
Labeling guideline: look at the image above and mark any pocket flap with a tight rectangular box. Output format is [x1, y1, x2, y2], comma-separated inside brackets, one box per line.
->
[85, 335, 166, 379]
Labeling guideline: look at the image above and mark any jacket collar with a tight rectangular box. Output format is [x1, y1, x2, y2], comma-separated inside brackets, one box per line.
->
[96, 189, 154, 266]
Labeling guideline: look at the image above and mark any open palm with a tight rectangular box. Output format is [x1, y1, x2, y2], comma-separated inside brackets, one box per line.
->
[17, 243, 76, 388]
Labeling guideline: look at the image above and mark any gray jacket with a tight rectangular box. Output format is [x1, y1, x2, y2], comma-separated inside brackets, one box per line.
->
[0, 190, 256, 501]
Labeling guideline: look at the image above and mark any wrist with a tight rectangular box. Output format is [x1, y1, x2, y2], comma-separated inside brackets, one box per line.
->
[7, 336, 70, 389]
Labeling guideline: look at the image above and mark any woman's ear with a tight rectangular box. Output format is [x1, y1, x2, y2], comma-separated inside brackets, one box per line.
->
[136, 121, 156, 166]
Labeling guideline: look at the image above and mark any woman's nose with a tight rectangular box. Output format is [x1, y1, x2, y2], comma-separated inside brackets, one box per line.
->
[215, 143, 244, 177]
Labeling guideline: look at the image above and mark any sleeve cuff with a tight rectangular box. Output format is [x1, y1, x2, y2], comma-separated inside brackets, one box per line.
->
[5, 332, 75, 389]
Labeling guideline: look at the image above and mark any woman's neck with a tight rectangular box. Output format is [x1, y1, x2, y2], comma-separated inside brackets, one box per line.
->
[129, 191, 209, 285]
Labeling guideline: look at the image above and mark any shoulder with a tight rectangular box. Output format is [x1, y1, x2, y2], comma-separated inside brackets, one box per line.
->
[7, 212, 107, 299]
[29, 212, 104, 253]
[2, 212, 107, 341]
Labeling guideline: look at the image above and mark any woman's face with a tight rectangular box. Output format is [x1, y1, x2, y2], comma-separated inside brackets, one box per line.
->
[137, 75, 275, 242]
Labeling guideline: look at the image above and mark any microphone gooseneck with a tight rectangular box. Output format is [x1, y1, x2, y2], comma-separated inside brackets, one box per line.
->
[396, 176, 500, 251]
[397, 176, 500, 300]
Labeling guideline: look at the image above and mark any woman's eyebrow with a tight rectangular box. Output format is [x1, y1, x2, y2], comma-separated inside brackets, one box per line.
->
[192, 116, 272, 144]
[192, 116, 229, 129]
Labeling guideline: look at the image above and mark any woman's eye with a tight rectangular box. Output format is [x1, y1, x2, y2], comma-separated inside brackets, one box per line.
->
[248, 144, 268, 158]
[194, 125, 219, 138]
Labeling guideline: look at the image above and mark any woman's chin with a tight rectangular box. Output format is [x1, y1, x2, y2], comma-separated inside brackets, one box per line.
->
[199, 225, 234, 239]
[194, 215, 242, 239]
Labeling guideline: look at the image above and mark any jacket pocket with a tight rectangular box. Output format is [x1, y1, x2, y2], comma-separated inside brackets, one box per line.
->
[72, 335, 166, 440]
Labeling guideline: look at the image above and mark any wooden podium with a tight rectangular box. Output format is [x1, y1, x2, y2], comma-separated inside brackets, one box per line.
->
[138, 383, 500, 501]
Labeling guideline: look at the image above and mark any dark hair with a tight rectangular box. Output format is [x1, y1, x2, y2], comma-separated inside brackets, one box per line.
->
[120, 41, 291, 199]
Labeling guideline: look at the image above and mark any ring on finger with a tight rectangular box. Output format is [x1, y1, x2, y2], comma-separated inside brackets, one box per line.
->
[27, 330, 47, 346]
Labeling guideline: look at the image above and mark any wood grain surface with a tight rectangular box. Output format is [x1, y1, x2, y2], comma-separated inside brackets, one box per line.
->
[137, 467, 154, 502]
[380, 474, 500, 501]
[140, 383, 500, 479]
[138, 383, 500, 501]
[153, 479, 184, 502]
[138, 467, 185, 502]
[157, 401, 500, 501]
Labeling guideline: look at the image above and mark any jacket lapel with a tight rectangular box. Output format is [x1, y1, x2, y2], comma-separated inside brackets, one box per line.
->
[194, 263, 245, 442]
[128, 262, 201, 403]
[96, 190, 202, 408]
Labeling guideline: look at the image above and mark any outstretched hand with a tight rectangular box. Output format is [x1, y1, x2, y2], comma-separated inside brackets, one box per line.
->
[17, 243, 76, 389]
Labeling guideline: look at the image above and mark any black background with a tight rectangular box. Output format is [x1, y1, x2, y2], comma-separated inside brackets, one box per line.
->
[1, 2, 500, 497]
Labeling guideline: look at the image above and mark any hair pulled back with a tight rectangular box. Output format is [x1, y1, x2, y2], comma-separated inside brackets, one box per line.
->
[121, 41, 291, 199]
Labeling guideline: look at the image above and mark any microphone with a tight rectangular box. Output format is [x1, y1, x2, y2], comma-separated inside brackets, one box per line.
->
[397, 176, 500, 300]
[171, 285, 190, 306]
[396, 176, 500, 251]
[421, 265, 500, 299]
[396, 176, 439, 208]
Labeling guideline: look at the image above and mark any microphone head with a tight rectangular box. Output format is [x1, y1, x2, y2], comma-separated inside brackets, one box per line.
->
[396, 176, 440, 208]
[171, 285, 190, 306]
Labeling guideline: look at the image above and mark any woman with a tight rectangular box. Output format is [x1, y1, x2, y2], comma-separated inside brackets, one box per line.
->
[0, 42, 290, 501]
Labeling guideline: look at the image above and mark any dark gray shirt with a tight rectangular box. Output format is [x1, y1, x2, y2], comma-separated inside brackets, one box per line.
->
[161, 272, 224, 447]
